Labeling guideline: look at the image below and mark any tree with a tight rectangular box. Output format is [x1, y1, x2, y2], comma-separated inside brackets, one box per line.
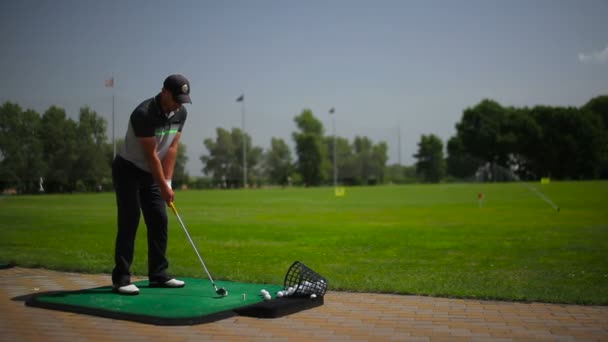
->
[292, 109, 327, 186]
[229, 127, 263, 187]
[582, 95, 608, 129]
[384, 164, 405, 184]
[294, 134, 325, 186]
[385, 164, 419, 184]
[370, 141, 388, 184]
[582, 95, 608, 178]
[335, 137, 354, 184]
[501, 107, 542, 180]
[201, 127, 261, 188]
[350, 136, 388, 185]
[0, 102, 45, 193]
[353, 136, 373, 184]
[40, 106, 79, 192]
[202, 127, 237, 187]
[323, 136, 353, 185]
[455, 99, 510, 180]
[264, 137, 293, 186]
[414, 134, 445, 183]
[73, 106, 110, 191]
[529, 106, 603, 179]
[172, 142, 189, 189]
[451, 97, 608, 181]
[446, 136, 480, 179]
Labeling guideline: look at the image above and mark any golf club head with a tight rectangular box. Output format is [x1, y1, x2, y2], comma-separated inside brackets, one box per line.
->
[216, 287, 228, 297]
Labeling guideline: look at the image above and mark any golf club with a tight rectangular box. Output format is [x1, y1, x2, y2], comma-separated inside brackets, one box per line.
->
[169, 202, 228, 297]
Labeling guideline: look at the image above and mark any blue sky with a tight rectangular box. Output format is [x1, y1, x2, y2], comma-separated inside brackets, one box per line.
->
[1, 0, 607, 176]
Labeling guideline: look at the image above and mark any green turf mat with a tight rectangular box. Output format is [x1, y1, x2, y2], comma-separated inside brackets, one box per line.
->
[26, 278, 295, 325]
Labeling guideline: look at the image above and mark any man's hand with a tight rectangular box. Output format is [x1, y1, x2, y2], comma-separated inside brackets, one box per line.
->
[137, 136, 174, 204]
[160, 182, 175, 204]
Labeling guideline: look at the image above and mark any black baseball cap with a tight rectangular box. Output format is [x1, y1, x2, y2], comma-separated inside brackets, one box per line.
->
[163, 74, 192, 104]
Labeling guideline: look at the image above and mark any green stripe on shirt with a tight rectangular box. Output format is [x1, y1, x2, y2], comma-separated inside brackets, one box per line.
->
[155, 128, 179, 136]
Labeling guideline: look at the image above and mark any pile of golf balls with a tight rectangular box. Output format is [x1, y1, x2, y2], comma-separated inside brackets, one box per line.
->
[275, 279, 326, 299]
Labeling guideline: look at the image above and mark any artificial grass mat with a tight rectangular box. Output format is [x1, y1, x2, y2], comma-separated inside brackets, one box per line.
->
[26, 277, 323, 325]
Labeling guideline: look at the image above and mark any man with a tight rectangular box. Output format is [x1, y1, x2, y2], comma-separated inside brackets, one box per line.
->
[111, 74, 191, 295]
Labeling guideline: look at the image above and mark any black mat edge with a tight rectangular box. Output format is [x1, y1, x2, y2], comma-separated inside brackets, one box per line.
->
[0, 263, 15, 269]
[235, 296, 324, 318]
[25, 291, 237, 326]
[25, 291, 325, 325]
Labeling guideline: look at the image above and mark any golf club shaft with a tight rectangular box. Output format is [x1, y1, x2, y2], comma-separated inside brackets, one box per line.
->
[169, 203, 219, 290]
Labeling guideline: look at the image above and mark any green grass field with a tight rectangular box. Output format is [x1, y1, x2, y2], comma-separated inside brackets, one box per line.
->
[1, 181, 607, 304]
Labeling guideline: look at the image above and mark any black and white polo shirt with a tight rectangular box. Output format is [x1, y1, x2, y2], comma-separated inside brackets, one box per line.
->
[117, 94, 187, 172]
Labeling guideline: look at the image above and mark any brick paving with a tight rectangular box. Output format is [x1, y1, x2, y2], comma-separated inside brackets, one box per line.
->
[1, 267, 607, 341]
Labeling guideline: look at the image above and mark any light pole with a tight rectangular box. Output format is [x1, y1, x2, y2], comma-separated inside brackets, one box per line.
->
[112, 88, 115, 158]
[236, 94, 246, 187]
[329, 107, 337, 187]
[105, 77, 116, 158]
[397, 124, 402, 166]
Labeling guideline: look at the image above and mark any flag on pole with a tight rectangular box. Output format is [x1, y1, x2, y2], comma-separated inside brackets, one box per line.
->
[329, 107, 335, 114]
[105, 77, 114, 88]
[236, 94, 244, 102]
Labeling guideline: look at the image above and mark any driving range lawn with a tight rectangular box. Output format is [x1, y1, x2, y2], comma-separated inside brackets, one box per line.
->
[1, 181, 607, 304]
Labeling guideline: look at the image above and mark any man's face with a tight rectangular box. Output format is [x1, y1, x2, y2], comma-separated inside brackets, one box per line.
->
[161, 89, 182, 112]
[168, 95, 182, 112]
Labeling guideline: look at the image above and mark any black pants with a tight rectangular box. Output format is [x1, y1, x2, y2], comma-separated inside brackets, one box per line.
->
[112, 156, 170, 286]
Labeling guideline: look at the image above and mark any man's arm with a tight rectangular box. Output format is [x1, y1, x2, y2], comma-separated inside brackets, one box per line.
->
[138, 137, 174, 204]
[162, 132, 181, 181]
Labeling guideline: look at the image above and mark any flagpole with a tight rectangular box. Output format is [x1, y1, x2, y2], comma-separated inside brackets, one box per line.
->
[237, 94, 247, 188]
[330, 108, 337, 187]
[112, 83, 116, 158]
[242, 97, 247, 188]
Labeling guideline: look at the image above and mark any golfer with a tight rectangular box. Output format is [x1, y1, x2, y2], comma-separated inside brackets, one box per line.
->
[111, 74, 191, 295]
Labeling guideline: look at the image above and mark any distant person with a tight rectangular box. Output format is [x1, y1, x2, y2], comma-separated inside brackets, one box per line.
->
[111, 75, 191, 295]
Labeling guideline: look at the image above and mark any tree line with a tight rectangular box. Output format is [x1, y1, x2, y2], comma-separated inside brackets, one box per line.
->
[0, 103, 112, 193]
[0, 103, 388, 193]
[1, 95, 606, 193]
[413, 95, 608, 182]
[200, 109, 388, 188]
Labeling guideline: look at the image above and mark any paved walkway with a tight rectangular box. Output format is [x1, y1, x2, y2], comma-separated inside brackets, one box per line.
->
[1, 267, 607, 341]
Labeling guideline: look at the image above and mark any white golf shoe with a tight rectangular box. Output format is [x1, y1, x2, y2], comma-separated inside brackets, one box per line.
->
[149, 278, 185, 288]
[112, 283, 140, 295]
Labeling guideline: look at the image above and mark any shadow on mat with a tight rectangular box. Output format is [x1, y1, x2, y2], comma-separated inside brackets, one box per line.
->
[0, 263, 15, 270]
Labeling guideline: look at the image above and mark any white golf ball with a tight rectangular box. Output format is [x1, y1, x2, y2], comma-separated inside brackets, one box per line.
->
[310, 294, 317, 299]
[276, 291, 284, 298]
[260, 289, 269, 295]
[263, 293, 272, 300]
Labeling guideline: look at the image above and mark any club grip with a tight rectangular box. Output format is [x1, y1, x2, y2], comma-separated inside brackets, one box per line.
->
[169, 202, 178, 215]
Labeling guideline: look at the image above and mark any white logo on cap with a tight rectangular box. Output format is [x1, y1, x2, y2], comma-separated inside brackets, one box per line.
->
[181, 84, 189, 94]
